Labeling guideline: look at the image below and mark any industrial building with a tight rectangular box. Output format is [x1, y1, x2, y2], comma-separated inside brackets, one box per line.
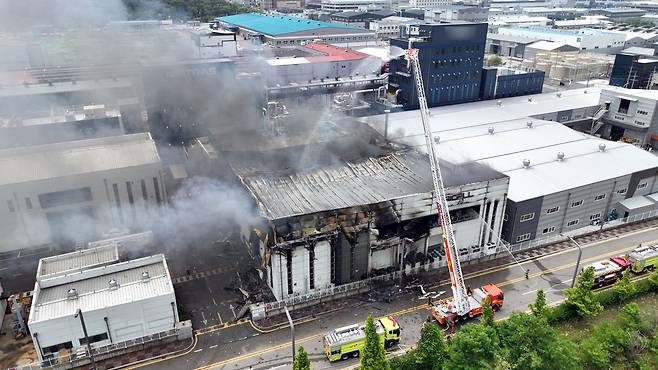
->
[28, 245, 179, 362]
[319, 0, 390, 12]
[190, 28, 238, 58]
[216, 13, 376, 46]
[496, 27, 627, 53]
[369, 16, 420, 39]
[521, 7, 584, 20]
[486, 33, 539, 58]
[389, 22, 488, 109]
[361, 87, 658, 243]
[388, 23, 544, 109]
[593, 87, 658, 147]
[430, 5, 490, 23]
[262, 43, 381, 86]
[593, 8, 647, 20]
[224, 119, 509, 301]
[609, 51, 658, 89]
[0, 133, 165, 254]
[0, 105, 125, 149]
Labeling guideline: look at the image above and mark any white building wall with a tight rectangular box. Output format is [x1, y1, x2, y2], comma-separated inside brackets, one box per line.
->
[29, 293, 177, 359]
[370, 247, 396, 270]
[0, 165, 164, 253]
[314, 241, 332, 290]
[291, 246, 310, 294]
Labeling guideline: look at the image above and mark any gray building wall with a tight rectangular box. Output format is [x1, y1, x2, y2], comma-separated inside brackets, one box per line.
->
[503, 167, 658, 244]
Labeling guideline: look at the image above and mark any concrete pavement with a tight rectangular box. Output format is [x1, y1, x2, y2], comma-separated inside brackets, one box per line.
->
[130, 223, 658, 370]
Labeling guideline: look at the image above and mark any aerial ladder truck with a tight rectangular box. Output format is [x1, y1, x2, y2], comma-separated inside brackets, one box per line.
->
[405, 40, 504, 328]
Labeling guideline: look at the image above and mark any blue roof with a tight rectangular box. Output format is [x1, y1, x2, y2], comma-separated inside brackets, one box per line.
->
[216, 13, 358, 36]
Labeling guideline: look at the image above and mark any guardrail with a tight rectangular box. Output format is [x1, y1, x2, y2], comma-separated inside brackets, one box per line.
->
[8, 328, 178, 370]
[254, 208, 658, 318]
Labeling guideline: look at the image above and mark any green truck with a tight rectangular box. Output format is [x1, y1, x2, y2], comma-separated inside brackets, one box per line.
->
[627, 245, 658, 273]
[322, 316, 401, 362]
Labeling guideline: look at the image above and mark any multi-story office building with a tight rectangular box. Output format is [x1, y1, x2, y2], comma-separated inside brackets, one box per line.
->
[388, 22, 488, 109]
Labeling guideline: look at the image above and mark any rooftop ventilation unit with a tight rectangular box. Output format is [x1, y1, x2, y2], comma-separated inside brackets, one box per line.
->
[523, 159, 531, 168]
[527, 120, 533, 128]
[528, 97, 533, 102]
[496, 100, 502, 106]
[488, 126, 495, 135]
[599, 143, 606, 152]
[556, 92, 562, 98]
[557, 152, 565, 161]
[434, 136, 440, 144]
[67, 288, 78, 300]
[141, 271, 150, 282]
[108, 279, 119, 290]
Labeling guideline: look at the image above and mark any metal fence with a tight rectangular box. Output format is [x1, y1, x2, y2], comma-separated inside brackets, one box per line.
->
[8, 329, 178, 370]
[256, 208, 658, 317]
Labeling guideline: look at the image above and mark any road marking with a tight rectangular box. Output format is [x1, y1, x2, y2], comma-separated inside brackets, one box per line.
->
[194, 349, 203, 353]
[269, 365, 287, 370]
[209, 344, 218, 349]
[217, 312, 223, 325]
[201, 311, 208, 326]
[191, 234, 658, 370]
[212, 297, 217, 306]
[0, 267, 8, 271]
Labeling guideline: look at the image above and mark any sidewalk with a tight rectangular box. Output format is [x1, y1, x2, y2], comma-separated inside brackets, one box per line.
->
[79, 338, 193, 370]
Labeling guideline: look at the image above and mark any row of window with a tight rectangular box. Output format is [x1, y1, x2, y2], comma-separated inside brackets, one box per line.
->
[539, 213, 603, 236]
[518, 185, 646, 222]
[637, 109, 650, 115]
[430, 58, 482, 69]
[432, 45, 481, 55]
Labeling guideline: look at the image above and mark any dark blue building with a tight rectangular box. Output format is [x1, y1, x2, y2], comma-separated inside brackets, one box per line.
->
[493, 69, 544, 99]
[388, 22, 488, 109]
[610, 52, 658, 89]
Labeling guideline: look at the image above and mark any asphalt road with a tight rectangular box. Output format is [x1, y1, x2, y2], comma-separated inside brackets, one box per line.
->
[133, 224, 658, 370]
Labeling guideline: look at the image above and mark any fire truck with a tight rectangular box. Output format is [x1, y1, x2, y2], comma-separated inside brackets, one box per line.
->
[582, 256, 629, 287]
[323, 316, 401, 362]
[430, 284, 504, 326]
[404, 39, 504, 328]
[627, 244, 658, 273]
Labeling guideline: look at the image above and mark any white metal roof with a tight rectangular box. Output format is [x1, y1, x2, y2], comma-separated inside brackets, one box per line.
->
[526, 40, 579, 51]
[362, 88, 658, 202]
[360, 87, 601, 143]
[30, 254, 173, 323]
[0, 133, 160, 186]
[37, 245, 119, 281]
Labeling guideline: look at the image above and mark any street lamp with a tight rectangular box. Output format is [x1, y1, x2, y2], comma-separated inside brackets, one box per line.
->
[75, 309, 96, 370]
[562, 235, 583, 288]
[284, 306, 295, 361]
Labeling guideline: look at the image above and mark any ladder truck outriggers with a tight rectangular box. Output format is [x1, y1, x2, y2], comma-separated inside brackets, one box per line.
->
[404, 40, 504, 329]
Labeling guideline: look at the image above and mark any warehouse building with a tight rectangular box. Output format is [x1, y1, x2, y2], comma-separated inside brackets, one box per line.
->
[0, 133, 166, 254]
[486, 33, 539, 58]
[28, 246, 179, 362]
[215, 13, 376, 46]
[593, 87, 658, 147]
[496, 27, 626, 53]
[227, 121, 509, 300]
[361, 87, 658, 243]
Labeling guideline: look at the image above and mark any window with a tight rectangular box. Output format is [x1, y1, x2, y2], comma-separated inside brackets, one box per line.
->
[7, 200, 15, 213]
[516, 233, 531, 242]
[38, 187, 92, 209]
[567, 219, 579, 227]
[25, 197, 32, 209]
[618, 98, 631, 114]
[617, 188, 627, 194]
[594, 194, 606, 201]
[79, 333, 109, 345]
[637, 182, 648, 190]
[590, 213, 601, 221]
[153, 177, 162, 206]
[542, 226, 556, 234]
[141, 179, 148, 202]
[520, 212, 535, 222]
[546, 206, 560, 214]
[571, 200, 583, 208]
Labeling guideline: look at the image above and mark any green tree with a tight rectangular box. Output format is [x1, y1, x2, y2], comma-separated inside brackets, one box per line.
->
[580, 324, 627, 369]
[618, 303, 649, 334]
[613, 269, 636, 302]
[528, 289, 548, 319]
[389, 350, 417, 370]
[487, 55, 502, 66]
[481, 296, 495, 327]
[415, 323, 448, 370]
[565, 266, 603, 318]
[292, 346, 311, 370]
[648, 269, 658, 289]
[444, 324, 498, 370]
[360, 315, 390, 370]
[497, 313, 579, 370]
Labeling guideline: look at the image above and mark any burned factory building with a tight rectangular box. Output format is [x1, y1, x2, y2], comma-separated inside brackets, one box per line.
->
[223, 119, 510, 301]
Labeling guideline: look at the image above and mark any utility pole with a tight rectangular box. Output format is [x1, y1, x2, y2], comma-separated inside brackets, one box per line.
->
[75, 309, 96, 370]
[284, 306, 295, 361]
[563, 235, 583, 288]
